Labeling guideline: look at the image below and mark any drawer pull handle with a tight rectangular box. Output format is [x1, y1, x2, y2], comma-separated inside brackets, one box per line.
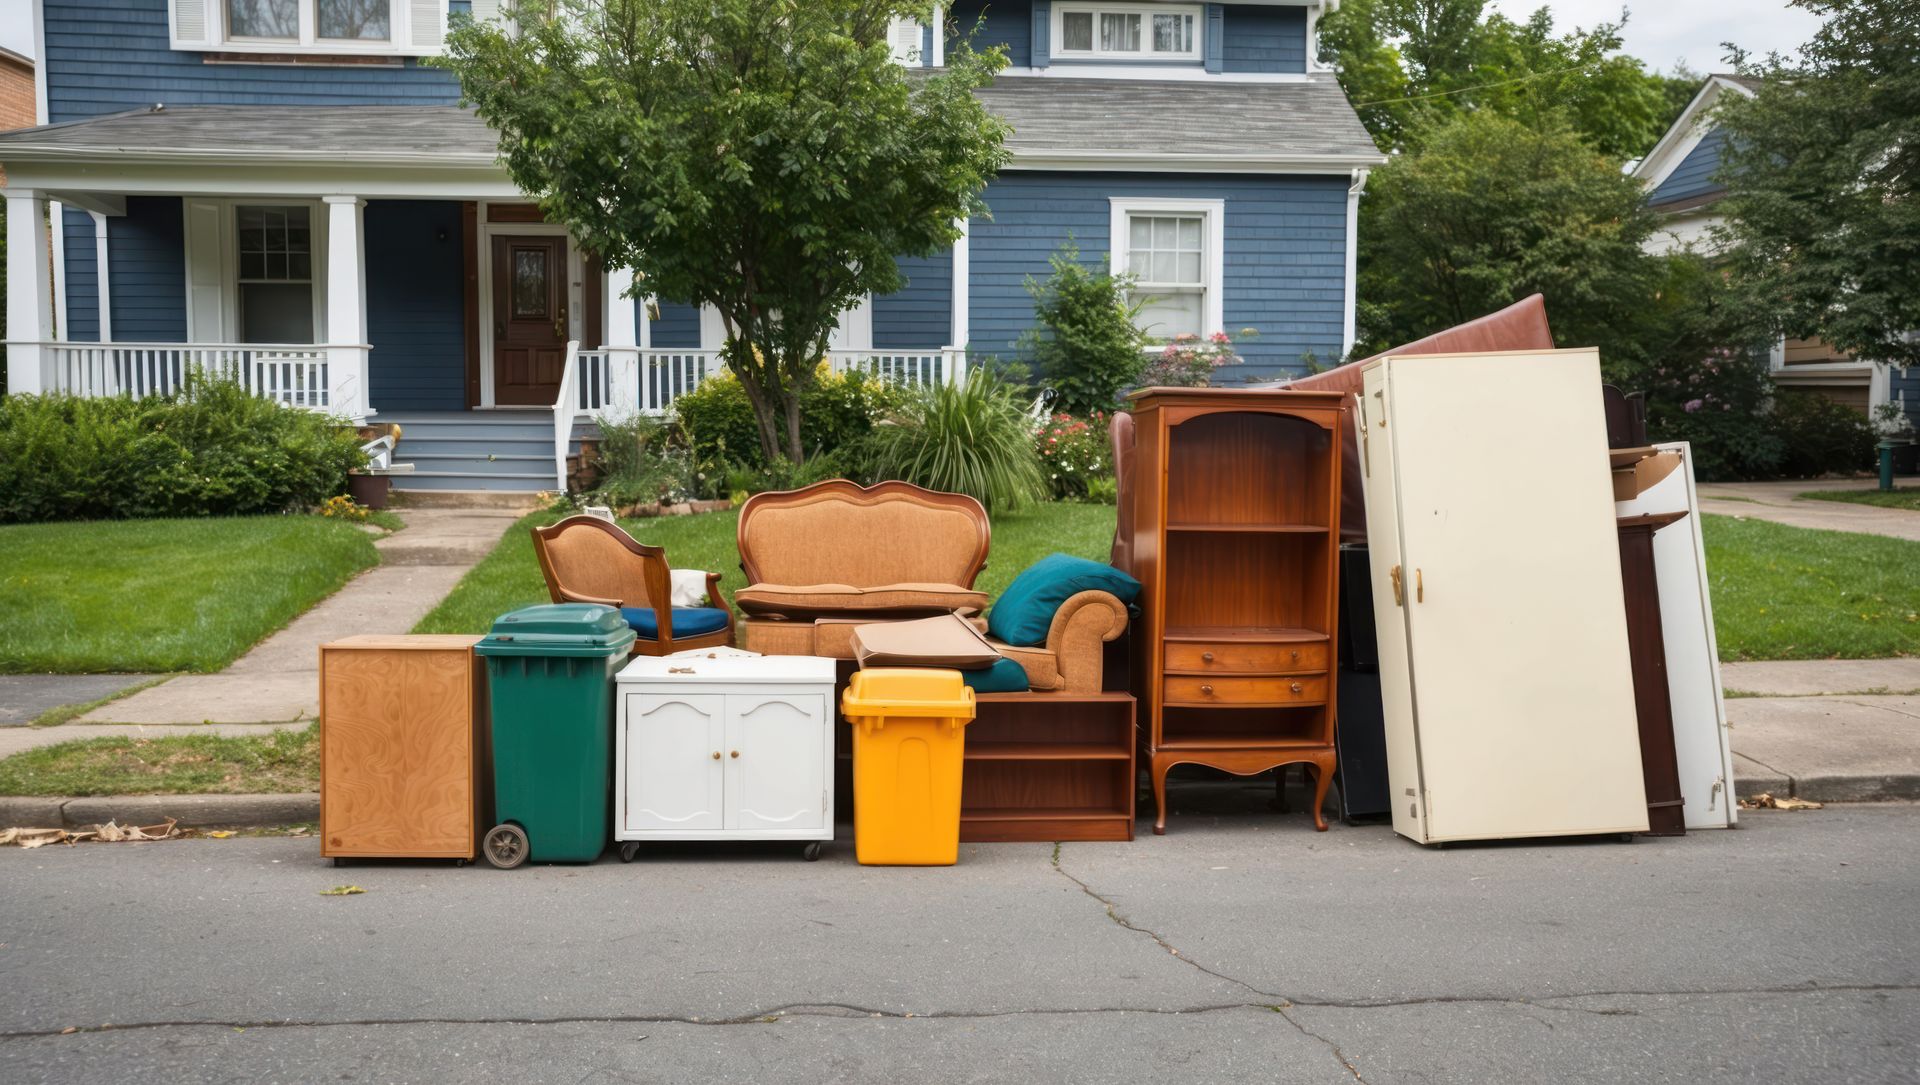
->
[1290, 682, 1304, 694]
[1199, 684, 1214, 695]
[730, 750, 740, 759]
[1289, 649, 1300, 661]
[1201, 651, 1215, 663]
[711, 751, 721, 760]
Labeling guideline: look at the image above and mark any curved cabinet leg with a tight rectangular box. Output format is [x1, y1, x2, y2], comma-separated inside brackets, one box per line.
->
[1309, 753, 1336, 832]
[1151, 760, 1169, 836]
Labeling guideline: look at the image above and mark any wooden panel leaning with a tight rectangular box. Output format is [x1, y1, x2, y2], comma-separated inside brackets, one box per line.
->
[320, 635, 487, 864]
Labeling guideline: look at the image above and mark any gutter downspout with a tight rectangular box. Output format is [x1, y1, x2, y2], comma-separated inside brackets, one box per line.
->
[1342, 167, 1369, 359]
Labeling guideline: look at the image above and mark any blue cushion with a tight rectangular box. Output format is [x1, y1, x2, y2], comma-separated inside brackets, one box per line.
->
[961, 656, 1030, 693]
[987, 554, 1142, 648]
[620, 606, 730, 640]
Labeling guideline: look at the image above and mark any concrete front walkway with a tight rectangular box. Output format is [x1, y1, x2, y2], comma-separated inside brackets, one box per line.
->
[68, 507, 526, 728]
[1722, 657, 1920, 696]
[1697, 478, 1920, 541]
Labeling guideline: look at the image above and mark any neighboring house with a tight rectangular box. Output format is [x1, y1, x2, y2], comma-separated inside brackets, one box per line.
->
[1634, 73, 1914, 422]
[0, 0, 1381, 492]
[0, 46, 34, 177]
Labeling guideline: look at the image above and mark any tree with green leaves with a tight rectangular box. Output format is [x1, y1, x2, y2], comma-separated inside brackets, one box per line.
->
[1019, 243, 1148, 415]
[1318, 0, 1693, 161]
[440, 1, 1010, 461]
[1354, 111, 1667, 365]
[1714, 0, 1920, 368]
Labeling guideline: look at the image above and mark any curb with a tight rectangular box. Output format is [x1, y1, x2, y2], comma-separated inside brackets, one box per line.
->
[0, 793, 317, 831]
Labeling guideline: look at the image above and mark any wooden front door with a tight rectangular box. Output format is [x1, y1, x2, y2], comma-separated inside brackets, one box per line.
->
[491, 235, 569, 405]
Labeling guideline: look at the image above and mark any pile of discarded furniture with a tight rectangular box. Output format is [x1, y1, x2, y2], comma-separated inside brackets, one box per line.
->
[317, 295, 1735, 868]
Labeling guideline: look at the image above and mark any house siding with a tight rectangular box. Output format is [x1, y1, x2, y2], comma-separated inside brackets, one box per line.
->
[948, 0, 1034, 68]
[651, 301, 703, 349]
[104, 196, 188, 342]
[366, 200, 468, 411]
[62, 209, 101, 341]
[873, 252, 954, 349]
[968, 172, 1348, 380]
[1221, 5, 1306, 73]
[42, 0, 460, 125]
[1649, 128, 1730, 207]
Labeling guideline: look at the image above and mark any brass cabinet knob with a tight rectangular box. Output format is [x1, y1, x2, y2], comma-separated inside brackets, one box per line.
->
[711, 751, 721, 760]
[1290, 682, 1304, 694]
[1289, 649, 1301, 661]
[1199, 684, 1214, 695]
[730, 750, 740, 759]
[1201, 652, 1215, 663]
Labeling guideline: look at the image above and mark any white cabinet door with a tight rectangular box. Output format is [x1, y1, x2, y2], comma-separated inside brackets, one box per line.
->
[623, 693, 725, 833]
[722, 695, 827, 832]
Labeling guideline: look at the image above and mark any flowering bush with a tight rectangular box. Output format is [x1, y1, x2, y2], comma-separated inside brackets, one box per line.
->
[318, 495, 372, 522]
[1138, 331, 1248, 388]
[1640, 346, 1873, 480]
[1035, 411, 1112, 500]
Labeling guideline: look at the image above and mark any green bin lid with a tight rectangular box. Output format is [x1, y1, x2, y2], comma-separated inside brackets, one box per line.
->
[475, 603, 636, 657]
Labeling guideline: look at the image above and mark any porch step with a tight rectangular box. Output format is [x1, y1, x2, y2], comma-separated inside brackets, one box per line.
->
[393, 470, 560, 492]
[380, 411, 570, 493]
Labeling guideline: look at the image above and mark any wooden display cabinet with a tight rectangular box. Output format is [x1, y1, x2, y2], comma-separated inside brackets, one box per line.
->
[1121, 388, 1345, 833]
[320, 635, 486, 863]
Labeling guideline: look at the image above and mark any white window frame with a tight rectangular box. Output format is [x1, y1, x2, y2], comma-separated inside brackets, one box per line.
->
[182, 198, 330, 344]
[233, 203, 323, 344]
[1109, 197, 1225, 343]
[171, 0, 445, 57]
[1052, 2, 1204, 62]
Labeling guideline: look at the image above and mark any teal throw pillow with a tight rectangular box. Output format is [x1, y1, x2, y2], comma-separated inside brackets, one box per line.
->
[961, 656, 1031, 693]
[987, 553, 1142, 648]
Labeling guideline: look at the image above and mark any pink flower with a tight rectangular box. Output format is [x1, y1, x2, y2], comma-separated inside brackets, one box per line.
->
[1209, 332, 1229, 344]
[1684, 399, 1704, 413]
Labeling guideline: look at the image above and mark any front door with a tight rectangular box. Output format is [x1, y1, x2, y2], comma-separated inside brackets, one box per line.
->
[491, 235, 568, 405]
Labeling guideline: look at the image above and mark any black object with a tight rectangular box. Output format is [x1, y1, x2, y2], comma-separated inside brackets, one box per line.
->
[1334, 544, 1390, 820]
[1602, 385, 1648, 449]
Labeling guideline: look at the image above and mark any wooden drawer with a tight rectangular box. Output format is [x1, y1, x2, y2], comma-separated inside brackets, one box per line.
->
[1165, 641, 1328, 674]
[1164, 674, 1328, 706]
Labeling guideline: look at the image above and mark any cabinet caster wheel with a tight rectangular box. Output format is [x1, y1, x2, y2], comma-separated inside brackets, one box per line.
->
[483, 823, 529, 869]
[802, 842, 823, 862]
[454, 858, 468, 868]
[331, 857, 348, 868]
[619, 842, 640, 864]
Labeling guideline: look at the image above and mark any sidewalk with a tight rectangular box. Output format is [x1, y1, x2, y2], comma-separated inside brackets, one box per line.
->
[1696, 479, 1920, 542]
[1718, 657, 1920, 802]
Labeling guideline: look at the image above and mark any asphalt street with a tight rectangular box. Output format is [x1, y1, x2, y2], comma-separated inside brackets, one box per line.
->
[1, 792, 1915, 1084]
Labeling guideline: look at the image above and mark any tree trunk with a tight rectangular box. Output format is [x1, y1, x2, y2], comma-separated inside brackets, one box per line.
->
[782, 392, 805, 463]
[733, 365, 785, 463]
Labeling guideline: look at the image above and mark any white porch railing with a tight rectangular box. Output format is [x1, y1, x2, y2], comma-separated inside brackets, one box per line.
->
[36, 342, 333, 410]
[574, 347, 966, 419]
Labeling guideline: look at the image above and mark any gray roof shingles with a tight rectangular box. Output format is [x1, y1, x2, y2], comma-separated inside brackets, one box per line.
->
[0, 77, 1382, 165]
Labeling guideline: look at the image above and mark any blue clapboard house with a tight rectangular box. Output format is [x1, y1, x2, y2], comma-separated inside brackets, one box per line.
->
[2, 0, 1381, 491]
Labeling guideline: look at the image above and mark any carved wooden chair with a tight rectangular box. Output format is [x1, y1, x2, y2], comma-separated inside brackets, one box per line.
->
[530, 515, 733, 656]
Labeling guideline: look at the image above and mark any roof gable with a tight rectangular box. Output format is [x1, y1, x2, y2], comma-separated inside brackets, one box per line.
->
[1632, 74, 1756, 194]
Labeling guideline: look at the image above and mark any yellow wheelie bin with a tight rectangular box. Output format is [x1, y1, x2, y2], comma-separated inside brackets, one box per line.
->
[841, 668, 976, 866]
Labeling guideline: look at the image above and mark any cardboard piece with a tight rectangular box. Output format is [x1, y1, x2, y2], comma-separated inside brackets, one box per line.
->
[851, 614, 1003, 670]
[1611, 448, 1684, 502]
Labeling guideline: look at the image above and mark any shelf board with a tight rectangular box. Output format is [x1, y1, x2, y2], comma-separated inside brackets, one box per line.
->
[1156, 735, 1333, 751]
[1162, 625, 1328, 644]
[966, 742, 1131, 761]
[960, 807, 1132, 822]
[1167, 522, 1327, 534]
[974, 691, 1135, 704]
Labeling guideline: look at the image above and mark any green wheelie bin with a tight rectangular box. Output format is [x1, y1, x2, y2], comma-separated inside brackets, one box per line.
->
[474, 604, 635, 868]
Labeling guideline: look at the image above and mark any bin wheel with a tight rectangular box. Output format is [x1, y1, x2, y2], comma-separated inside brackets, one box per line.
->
[483, 824, 530, 869]
[802, 842, 823, 862]
[619, 842, 640, 864]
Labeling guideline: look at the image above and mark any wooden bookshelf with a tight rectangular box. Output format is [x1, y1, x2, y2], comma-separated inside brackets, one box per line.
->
[959, 692, 1136, 843]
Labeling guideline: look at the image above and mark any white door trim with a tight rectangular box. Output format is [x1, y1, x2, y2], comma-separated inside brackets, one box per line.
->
[476, 211, 582, 408]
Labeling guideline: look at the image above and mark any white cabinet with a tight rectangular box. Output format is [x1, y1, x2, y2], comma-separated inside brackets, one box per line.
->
[1359, 349, 1650, 844]
[615, 655, 836, 857]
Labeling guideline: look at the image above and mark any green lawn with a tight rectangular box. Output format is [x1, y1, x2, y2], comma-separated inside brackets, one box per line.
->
[1703, 514, 1920, 661]
[414, 502, 1121, 634]
[0, 725, 318, 797]
[1799, 487, 1920, 511]
[0, 517, 383, 674]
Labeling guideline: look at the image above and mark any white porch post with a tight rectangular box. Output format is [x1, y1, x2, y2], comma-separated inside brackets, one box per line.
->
[90, 212, 113, 342]
[603, 264, 642, 422]
[949, 214, 970, 386]
[1342, 168, 1370, 359]
[322, 195, 371, 421]
[6, 189, 55, 394]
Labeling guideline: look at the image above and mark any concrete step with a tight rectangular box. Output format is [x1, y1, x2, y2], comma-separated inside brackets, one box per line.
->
[392, 470, 556, 492]
[394, 436, 553, 456]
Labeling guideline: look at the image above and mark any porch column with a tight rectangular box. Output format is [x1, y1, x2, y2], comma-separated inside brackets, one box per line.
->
[5, 189, 54, 394]
[949, 213, 970, 385]
[91, 212, 113, 342]
[602, 264, 642, 422]
[322, 196, 371, 421]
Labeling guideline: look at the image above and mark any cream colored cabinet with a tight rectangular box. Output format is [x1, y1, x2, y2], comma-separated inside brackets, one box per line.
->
[614, 655, 836, 860]
[1358, 349, 1649, 844]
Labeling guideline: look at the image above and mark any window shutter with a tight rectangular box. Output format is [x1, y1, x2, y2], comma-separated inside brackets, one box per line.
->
[402, 0, 449, 52]
[169, 0, 214, 49]
[468, 0, 503, 23]
[183, 201, 229, 342]
[890, 17, 923, 65]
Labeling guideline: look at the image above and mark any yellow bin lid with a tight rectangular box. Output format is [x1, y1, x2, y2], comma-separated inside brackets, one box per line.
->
[842, 668, 977, 720]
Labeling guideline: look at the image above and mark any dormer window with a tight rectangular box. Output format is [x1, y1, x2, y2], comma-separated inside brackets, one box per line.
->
[1054, 3, 1202, 62]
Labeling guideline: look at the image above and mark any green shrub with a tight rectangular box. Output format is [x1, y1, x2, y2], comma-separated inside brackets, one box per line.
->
[1771, 390, 1876, 477]
[671, 365, 904, 468]
[1020, 242, 1149, 415]
[587, 412, 713, 506]
[1034, 411, 1112, 499]
[866, 371, 1048, 512]
[0, 378, 363, 523]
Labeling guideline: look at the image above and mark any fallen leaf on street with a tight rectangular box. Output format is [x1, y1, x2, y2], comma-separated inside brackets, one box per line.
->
[319, 885, 366, 896]
[208, 831, 237, 839]
[1740, 792, 1824, 811]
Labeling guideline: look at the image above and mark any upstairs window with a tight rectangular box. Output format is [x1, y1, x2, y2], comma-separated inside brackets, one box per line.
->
[1054, 3, 1202, 62]
[170, 0, 447, 56]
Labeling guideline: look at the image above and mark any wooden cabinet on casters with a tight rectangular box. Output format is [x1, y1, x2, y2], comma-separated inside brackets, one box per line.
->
[1120, 388, 1346, 833]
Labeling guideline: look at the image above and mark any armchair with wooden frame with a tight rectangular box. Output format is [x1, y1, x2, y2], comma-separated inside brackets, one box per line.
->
[531, 516, 735, 656]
